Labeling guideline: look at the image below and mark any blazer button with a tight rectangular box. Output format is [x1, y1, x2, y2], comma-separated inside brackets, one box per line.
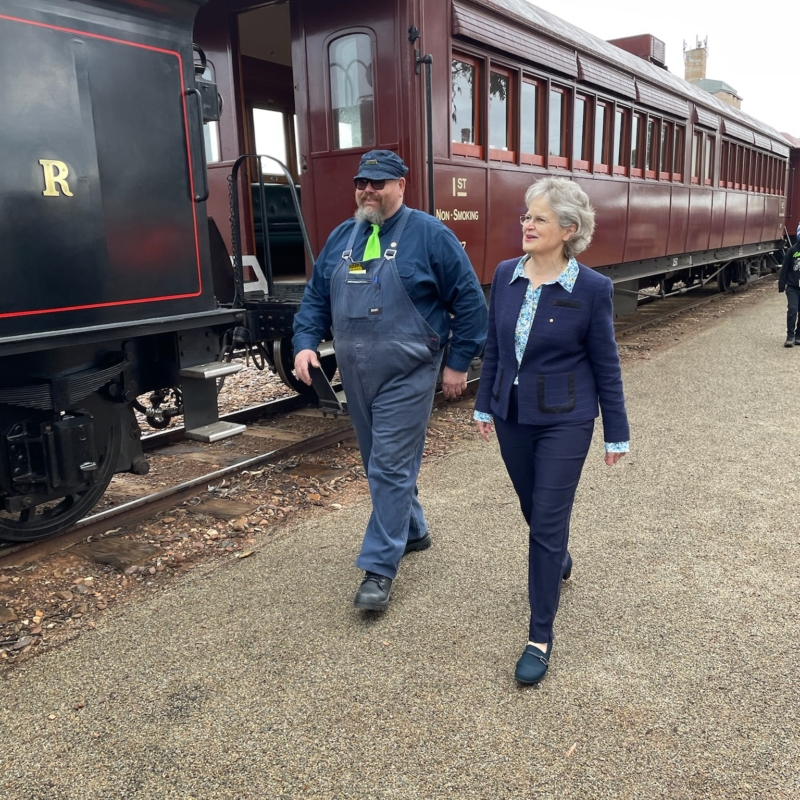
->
[549, 318, 554, 322]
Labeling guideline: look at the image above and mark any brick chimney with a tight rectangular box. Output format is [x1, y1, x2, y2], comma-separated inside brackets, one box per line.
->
[683, 36, 708, 83]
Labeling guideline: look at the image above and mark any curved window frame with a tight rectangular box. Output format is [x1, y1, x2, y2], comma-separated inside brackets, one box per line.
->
[328, 31, 377, 152]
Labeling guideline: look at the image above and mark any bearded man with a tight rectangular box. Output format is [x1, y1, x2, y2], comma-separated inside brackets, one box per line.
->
[293, 150, 487, 611]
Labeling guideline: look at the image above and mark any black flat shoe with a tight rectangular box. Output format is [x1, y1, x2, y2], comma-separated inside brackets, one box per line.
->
[403, 532, 431, 556]
[562, 551, 573, 581]
[514, 641, 552, 685]
[354, 571, 393, 611]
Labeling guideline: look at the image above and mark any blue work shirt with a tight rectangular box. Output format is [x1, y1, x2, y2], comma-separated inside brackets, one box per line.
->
[293, 204, 488, 372]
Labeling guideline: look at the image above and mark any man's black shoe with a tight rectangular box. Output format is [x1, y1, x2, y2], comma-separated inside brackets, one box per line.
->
[785, 336, 794, 347]
[354, 571, 393, 611]
[403, 532, 431, 556]
[795, 334, 800, 346]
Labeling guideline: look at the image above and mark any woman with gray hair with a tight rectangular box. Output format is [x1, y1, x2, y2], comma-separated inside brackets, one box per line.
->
[473, 177, 629, 685]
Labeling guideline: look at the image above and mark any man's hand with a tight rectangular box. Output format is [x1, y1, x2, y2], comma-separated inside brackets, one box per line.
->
[604, 451, 626, 466]
[441, 366, 468, 400]
[294, 349, 320, 386]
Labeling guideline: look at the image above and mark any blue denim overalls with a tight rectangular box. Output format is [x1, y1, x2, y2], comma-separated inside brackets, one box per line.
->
[330, 208, 444, 578]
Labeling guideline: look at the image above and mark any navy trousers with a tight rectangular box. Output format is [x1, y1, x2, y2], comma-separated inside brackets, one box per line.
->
[494, 388, 594, 643]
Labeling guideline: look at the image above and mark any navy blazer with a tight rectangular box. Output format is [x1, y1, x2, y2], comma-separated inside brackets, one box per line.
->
[474, 258, 630, 443]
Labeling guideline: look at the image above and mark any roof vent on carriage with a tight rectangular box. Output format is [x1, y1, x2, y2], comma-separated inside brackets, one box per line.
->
[607, 34, 667, 69]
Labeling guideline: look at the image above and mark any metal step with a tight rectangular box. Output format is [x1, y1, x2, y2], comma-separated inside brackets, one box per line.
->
[184, 420, 247, 443]
[179, 362, 243, 380]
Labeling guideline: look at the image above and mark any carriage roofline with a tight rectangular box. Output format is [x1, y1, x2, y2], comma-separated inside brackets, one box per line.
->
[464, 0, 788, 151]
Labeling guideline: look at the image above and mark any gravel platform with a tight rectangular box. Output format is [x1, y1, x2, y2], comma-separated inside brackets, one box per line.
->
[2, 290, 798, 799]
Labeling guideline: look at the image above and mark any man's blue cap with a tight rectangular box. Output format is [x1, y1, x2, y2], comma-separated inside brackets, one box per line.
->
[354, 149, 408, 181]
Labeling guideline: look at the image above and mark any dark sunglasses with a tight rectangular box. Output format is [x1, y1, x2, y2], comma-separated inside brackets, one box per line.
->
[354, 178, 386, 190]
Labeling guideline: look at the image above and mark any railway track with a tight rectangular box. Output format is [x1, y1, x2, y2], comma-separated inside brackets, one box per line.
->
[0, 274, 773, 568]
[0, 383, 474, 567]
[0, 405, 354, 566]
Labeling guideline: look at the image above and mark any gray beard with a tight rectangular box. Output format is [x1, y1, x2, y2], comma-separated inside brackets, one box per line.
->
[354, 205, 385, 226]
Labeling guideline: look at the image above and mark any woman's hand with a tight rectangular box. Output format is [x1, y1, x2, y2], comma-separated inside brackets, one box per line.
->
[604, 451, 626, 466]
[475, 420, 494, 442]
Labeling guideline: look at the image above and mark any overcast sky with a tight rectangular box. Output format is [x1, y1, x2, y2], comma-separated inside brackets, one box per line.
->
[528, 0, 798, 138]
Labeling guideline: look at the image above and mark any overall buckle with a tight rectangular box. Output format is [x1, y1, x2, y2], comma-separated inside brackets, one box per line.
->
[383, 248, 397, 260]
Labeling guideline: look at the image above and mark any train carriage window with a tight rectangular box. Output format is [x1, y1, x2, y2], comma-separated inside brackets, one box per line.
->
[452, 55, 483, 158]
[489, 67, 515, 162]
[573, 95, 590, 171]
[720, 142, 729, 188]
[630, 112, 644, 177]
[691, 132, 702, 185]
[613, 107, 628, 175]
[673, 125, 685, 182]
[755, 152, 763, 193]
[704, 136, 714, 186]
[733, 145, 741, 190]
[520, 78, 543, 166]
[548, 86, 569, 168]
[740, 148, 747, 190]
[741, 147, 753, 191]
[645, 118, 658, 179]
[660, 121, 672, 179]
[594, 101, 610, 173]
[770, 157, 776, 193]
[329, 34, 375, 150]
[747, 149, 755, 191]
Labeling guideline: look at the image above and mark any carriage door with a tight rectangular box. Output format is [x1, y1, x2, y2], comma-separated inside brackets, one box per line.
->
[296, 0, 411, 263]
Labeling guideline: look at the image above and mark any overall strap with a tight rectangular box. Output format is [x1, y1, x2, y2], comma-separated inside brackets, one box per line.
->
[341, 220, 364, 262]
[383, 207, 412, 260]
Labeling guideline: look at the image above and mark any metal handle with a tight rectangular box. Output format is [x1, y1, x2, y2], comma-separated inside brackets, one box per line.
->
[186, 88, 210, 202]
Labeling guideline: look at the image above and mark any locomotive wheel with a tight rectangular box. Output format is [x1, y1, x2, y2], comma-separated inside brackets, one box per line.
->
[272, 336, 337, 395]
[0, 405, 122, 543]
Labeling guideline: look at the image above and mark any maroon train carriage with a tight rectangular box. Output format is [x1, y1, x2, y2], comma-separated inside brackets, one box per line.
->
[195, 0, 790, 369]
[783, 134, 800, 242]
[1, 0, 793, 543]
[0, 0, 244, 542]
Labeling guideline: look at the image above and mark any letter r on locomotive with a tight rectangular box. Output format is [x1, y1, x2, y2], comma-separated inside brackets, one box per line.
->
[38, 159, 74, 197]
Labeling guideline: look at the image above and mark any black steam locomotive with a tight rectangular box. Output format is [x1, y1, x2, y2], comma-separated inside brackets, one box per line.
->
[0, 0, 245, 541]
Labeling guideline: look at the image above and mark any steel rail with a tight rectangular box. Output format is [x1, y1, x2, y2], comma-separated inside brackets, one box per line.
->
[0, 382, 479, 566]
[0, 424, 357, 567]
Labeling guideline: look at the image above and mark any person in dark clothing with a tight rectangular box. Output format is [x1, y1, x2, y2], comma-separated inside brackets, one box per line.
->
[778, 244, 800, 347]
[293, 150, 488, 612]
[473, 178, 629, 685]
